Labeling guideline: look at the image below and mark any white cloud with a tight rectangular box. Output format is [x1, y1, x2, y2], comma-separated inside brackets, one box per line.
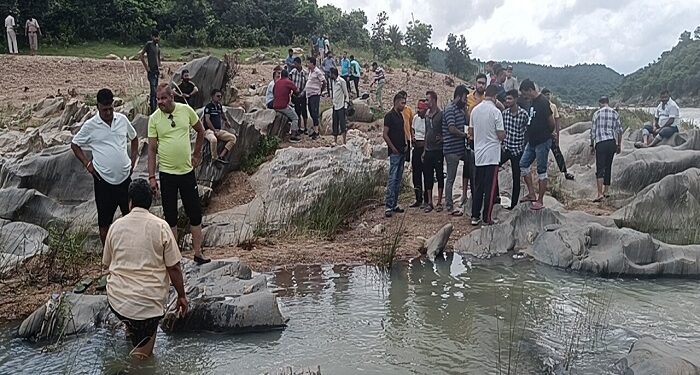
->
[319, 0, 700, 74]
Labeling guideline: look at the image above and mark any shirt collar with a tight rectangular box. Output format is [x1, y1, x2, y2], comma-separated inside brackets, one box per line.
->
[129, 207, 150, 214]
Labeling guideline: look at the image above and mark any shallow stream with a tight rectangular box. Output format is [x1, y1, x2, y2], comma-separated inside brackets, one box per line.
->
[2, 253, 699, 374]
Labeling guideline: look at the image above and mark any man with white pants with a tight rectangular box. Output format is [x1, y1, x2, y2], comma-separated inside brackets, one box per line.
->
[5, 14, 17, 54]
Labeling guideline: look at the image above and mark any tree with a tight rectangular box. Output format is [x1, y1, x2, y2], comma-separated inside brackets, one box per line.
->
[679, 30, 692, 44]
[370, 11, 390, 61]
[444, 33, 475, 79]
[694, 26, 700, 40]
[387, 25, 403, 51]
[404, 19, 432, 66]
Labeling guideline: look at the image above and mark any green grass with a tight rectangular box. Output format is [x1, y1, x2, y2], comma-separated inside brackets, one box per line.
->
[241, 135, 281, 175]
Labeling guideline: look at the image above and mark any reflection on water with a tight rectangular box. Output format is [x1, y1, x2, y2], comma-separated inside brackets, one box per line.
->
[2, 253, 700, 374]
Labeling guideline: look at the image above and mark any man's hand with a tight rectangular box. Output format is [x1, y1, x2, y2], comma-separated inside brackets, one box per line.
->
[552, 132, 559, 143]
[176, 296, 188, 316]
[590, 145, 595, 154]
[149, 177, 159, 196]
[390, 146, 400, 155]
[86, 162, 101, 180]
[192, 152, 202, 168]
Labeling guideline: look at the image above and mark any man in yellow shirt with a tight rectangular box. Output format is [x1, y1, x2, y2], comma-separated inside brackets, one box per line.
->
[104, 178, 187, 359]
[542, 88, 574, 180]
[148, 83, 210, 265]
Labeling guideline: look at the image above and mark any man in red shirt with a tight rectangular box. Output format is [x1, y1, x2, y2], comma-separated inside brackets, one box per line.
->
[273, 69, 301, 143]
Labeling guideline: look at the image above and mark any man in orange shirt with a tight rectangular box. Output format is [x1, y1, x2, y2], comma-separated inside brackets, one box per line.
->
[398, 90, 414, 163]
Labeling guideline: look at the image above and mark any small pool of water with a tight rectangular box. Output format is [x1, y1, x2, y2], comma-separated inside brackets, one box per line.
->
[2, 253, 700, 374]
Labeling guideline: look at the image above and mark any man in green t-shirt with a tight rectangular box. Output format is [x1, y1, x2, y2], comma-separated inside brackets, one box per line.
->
[147, 83, 210, 265]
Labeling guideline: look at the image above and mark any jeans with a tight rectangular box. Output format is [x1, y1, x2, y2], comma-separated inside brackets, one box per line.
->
[520, 139, 552, 180]
[307, 95, 321, 128]
[595, 139, 616, 186]
[411, 144, 426, 203]
[551, 141, 568, 173]
[643, 124, 678, 139]
[385, 153, 405, 211]
[276, 106, 299, 132]
[500, 149, 523, 208]
[444, 152, 463, 210]
[147, 69, 159, 113]
[472, 165, 499, 222]
[351, 76, 360, 97]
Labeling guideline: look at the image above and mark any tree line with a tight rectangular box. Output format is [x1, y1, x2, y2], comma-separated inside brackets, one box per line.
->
[617, 27, 700, 104]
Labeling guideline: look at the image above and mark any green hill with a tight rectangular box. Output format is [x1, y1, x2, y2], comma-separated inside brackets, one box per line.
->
[617, 30, 700, 106]
[506, 62, 622, 106]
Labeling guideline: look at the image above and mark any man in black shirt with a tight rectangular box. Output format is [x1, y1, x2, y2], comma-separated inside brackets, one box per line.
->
[422, 90, 444, 213]
[383, 93, 407, 218]
[174, 69, 198, 106]
[204, 89, 237, 163]
[518, 79, 554, 210]
[139, 30, 161, 114]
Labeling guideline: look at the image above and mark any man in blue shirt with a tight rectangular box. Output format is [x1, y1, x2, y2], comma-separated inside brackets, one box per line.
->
[322, 52, 336, 97]
[285, 49, 295, 72]
[340, 52, 351, 96]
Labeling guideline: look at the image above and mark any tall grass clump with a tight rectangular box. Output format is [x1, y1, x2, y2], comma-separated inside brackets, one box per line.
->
[241, 135, 280, 174]
[370, 216, 405, 269]
[289, 169, 386, 239]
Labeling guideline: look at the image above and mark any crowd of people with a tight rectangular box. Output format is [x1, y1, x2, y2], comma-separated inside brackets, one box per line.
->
[4, 13, 41, 55]
[61, 31, 684, 359]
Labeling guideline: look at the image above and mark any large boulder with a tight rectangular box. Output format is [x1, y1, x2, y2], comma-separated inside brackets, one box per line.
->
[32, 97, 65, 118]
[612, 168, 700, 244]
[16, 259, 286, 341]
[615, 337, 700, 375]
[171, 56, 228, 109]
[0, 219, 49, 274]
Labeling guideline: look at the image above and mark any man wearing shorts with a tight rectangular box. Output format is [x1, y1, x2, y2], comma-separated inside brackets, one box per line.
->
[637, 89, 681, 148]
[204, 89, 237, 162]
[104, 178, 188, 359]
[330, 67, 349, 146]
[71, 89, 138, 245]
[519, 79, 555, 210]
[148, 83, 210, 265]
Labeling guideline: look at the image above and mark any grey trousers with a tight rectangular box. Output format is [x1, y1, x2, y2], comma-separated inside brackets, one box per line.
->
[444, 152, 462, 210]
[276, 106, 299, 132]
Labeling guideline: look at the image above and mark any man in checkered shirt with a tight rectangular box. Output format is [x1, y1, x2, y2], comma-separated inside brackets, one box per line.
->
[289, 57, 309, 134]
[500, 89, 529, 209]
[590, 96, 622, 202]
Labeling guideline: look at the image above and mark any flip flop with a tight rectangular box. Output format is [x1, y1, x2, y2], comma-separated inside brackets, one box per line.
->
[519, 196, 536, 203]
[531, 202, 544, 210]
[450, 209, 464, 217]
[592, 196, 605, 203]
[73, 277, 93, 294]
[435, 204, 443, 212]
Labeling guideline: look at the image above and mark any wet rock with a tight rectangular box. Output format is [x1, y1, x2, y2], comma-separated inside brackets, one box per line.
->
[420, 223, 453, 261]
[615, 337, 700, 375]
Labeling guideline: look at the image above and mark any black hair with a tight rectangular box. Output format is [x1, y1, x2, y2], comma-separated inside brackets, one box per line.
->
[293, 56, 302, 64]
[308, 57, 317, 65]
[485, 84, 499, 97]
[288, 48, 294, 53]
[398, 90, 407, 98]
[281, 69, 289, 78]
[541, 88, 551, 95]
[393, 93, 405, 103]
[425, 90, 438, 102]
[519, 79, 536, 92]
[453, 85, 469, 99]
[182, 69, 189, 75]
[330, 67, 338, 76]
[129, 178, 153, 209]
[151, 30, 160, 37]
[598, 96, 609, 104]
[349, 55, 355, 60]
[372, 62, 378, 67]
[506, 89, 519, 98]
[96, 88, 114, 106]
[210, 88, 222, 96]
[660, 89, 670, 96]
[476, 73, 487, 82]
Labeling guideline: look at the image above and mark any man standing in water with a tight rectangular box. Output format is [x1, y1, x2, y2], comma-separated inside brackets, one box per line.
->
[148, 83, 210, 265]
[139, 30, 162, 114]
[104, 178, 188, 359]
[383, 94, 407, 218]
[519, 79, 555, 210]
[71, 89, 139, 245]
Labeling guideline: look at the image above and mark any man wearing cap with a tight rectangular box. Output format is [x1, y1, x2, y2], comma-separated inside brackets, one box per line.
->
[504, 66, 519, 92]
[410, 100, 429, 208]
[542, 88, 575, 180]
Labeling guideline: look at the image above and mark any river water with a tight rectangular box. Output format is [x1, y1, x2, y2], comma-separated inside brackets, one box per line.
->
[2, 253, 700, 374]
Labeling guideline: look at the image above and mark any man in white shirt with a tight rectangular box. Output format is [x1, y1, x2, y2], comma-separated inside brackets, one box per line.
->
[103, 178, 187, 359]
[71, 89, 139, 245]
[265, 68, 281, 109]
[329, 67, 349, 146]
[469, 84, 505, 226]
[410, 100, 429, 208]
[24, 16, 41, 55]
[5, 14, 17, 54]
[638, 89, 681, 148]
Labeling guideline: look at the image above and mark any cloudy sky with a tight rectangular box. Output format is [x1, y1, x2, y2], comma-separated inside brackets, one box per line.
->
[319, 0, 700, 74]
